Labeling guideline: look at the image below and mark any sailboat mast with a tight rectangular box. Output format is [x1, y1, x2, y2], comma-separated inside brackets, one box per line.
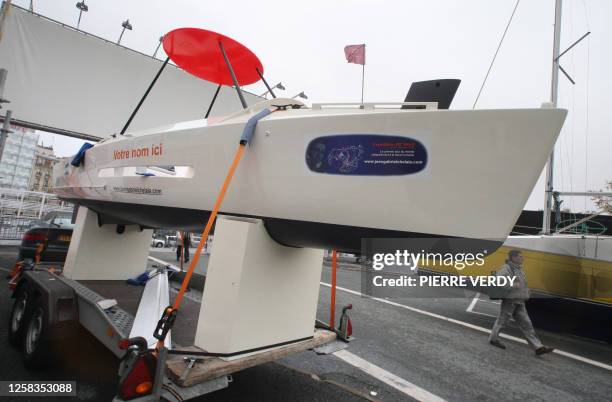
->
[542, 0, 562, 234]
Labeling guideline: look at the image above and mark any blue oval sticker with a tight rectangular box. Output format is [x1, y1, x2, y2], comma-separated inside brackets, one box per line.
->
[306, 134, 427, 176]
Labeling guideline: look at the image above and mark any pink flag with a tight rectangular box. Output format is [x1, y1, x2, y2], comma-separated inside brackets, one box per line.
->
[344, 44, 365, 65]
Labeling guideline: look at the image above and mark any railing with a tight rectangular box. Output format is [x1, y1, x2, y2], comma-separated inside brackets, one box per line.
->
[0, 187, 73, 240]
[0, 216, 39, 240]
[311, 102, 439, 110]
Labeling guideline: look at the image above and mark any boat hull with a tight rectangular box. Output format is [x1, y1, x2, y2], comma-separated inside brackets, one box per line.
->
[66, 198, 502, 253]
[54, 103, 567, 252]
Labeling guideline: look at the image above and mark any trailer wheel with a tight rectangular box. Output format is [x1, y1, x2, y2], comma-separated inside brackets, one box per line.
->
[22, 300, 51, 369]
[8, 288, 29, 347]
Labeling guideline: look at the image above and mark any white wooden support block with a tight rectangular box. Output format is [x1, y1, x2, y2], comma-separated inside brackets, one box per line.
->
[63, 206, 153, 280]
[195, 216, 324, 359]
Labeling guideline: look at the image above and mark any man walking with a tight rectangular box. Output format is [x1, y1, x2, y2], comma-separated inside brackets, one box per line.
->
[176, 231, 191, 263]
[175, 231, 183, 262]
[489, 250, 554, 356]
[183, 232, 191, 263]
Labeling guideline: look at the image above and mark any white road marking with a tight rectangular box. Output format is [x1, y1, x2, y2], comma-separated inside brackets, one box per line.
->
[320, 282, 612, 372]
[334, 349, 446, 402]
[0, 266, 11, 272]
[149, 248, 175, 253]
[466, 292, 480, 312]
[468, 310, 497, 318]
[466, 293, 497, 317]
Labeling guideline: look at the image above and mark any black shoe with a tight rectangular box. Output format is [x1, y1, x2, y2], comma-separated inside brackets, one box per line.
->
[489, 340, 506, 349]
[535, 346, 554, 356]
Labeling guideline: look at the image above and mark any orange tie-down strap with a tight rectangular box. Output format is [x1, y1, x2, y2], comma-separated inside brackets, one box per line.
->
[154, 107, 277, 350]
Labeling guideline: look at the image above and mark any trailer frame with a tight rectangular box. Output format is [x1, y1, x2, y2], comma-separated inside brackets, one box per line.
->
[8, 261, 350, 401]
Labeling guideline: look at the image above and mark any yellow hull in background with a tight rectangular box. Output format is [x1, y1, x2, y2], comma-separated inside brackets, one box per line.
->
[421, 235, 612, 304]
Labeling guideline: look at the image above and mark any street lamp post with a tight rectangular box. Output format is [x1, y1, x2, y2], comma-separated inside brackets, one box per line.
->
[76, 1, 88, 30]
[117, 19, 133, 45]
[259, 82, 285, 98]
[153, 36, 164, 58]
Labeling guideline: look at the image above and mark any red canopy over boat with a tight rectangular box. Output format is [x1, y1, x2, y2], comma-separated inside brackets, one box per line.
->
[163, 28, 263, 86]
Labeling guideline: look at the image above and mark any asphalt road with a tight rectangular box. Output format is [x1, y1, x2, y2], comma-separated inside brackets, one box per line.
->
[315, 262, 612, 401]
[1, 246, 611, 401]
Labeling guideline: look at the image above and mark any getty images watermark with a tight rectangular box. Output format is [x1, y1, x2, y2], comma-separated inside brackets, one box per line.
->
[360, 238, 511, 299]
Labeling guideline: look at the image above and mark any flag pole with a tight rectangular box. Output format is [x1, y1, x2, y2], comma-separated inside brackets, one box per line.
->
[361, 64, 364, 103]
[361, 44, 365, 103]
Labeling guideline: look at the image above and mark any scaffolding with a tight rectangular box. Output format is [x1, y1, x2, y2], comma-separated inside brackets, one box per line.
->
[0, 187, 73, 239]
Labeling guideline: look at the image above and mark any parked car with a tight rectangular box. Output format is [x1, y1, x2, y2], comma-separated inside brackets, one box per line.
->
[27, 211, 75, 230]
[151, 237, 165, 248]
[165, 235, 177, 248]
[18, 211, 75, 262]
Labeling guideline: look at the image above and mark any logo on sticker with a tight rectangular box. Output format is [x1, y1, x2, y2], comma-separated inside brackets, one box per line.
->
[306, 134, 427, 176]
[328, 145, 365, 173]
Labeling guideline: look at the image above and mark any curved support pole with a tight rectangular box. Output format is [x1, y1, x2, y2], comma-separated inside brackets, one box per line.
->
[218, 41, 247, 109]
[121, 57, 169, 134]
[205, 84, 222, 119]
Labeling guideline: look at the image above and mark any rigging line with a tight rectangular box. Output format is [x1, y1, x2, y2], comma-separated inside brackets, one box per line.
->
[566, 86, 574, 211]
[565, 6, 576, 212]
[580, 0, 590, 27]
[559, 2, 576, 207]
[584, 33, 590, 212]
[472, 0, 521, 109]
[558, 137, 564, 206]
[568, 0, 577, 214]
[581, 0, 591, 213]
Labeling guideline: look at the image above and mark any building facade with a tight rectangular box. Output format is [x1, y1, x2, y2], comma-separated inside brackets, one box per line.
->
[28, 144, 58, 193]
[0, 125, 39, 190]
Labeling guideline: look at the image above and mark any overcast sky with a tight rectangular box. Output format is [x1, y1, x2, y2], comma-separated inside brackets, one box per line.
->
[11, 0, 612, 212]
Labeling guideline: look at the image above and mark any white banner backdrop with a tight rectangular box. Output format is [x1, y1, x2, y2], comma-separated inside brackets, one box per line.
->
[0, 5, 261, 139]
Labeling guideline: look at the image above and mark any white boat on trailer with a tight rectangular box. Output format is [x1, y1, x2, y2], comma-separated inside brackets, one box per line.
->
[53, 27, 567, 254]
[55, 96, 566, 253]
